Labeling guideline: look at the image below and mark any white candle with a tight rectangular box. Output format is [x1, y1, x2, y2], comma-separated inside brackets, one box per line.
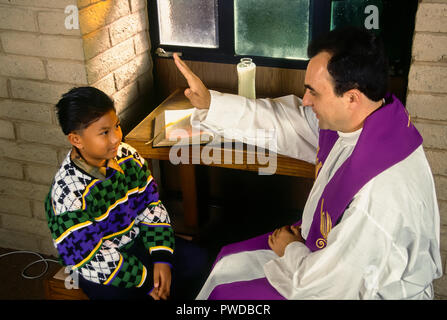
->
[237, 58, 256, 99]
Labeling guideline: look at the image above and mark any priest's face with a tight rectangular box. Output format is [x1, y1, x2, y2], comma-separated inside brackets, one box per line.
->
[302, 51, 351, 132]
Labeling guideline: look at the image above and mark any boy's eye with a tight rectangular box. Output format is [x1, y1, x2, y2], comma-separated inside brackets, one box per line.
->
[102, 130, 109, 135]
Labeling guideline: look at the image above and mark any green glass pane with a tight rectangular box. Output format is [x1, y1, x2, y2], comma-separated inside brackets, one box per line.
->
[331, 0, 383, 33]
[234, 0, 310, 60]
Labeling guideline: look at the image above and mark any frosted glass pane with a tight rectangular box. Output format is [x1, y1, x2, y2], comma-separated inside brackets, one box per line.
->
[234, 0, 310, 60]
[157, 0, 218, 48]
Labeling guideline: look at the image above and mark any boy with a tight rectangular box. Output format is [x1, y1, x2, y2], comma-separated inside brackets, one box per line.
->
[45, 87, 179, 299]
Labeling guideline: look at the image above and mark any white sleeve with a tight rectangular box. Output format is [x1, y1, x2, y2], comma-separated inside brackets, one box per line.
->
[191, 90, 319, 164]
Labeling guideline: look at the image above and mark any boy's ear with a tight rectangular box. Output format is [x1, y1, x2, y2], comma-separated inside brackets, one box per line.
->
[67, 132, 83, 149]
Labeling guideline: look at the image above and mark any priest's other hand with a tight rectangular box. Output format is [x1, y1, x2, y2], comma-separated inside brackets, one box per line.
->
[173, 53, 211, 109]
[268, 225, 304, 257]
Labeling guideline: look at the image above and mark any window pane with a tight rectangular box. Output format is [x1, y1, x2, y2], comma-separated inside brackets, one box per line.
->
[331, 0, 383, 31]
[157, 0, 218, 48]
[234, 0, 310, 60]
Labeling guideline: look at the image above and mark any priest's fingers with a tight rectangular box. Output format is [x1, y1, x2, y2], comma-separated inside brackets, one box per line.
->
[291, 225, 300, 236]
[173, 53, 211, 109]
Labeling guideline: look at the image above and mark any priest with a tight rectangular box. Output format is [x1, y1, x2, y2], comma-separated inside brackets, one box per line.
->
[172, 26, 443, 299]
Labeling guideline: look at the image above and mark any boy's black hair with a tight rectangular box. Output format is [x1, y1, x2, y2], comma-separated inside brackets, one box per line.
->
[307, 26, 389, 102]
[55, 86, 115, 135]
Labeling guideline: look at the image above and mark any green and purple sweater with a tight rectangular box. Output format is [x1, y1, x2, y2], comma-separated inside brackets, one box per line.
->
[44, 143, 174, 292]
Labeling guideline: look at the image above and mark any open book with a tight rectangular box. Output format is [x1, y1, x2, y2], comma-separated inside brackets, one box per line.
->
[150, 108, 217, 147]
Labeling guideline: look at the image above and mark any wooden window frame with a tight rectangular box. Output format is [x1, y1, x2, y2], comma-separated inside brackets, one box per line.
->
[148, 0, 331, 69]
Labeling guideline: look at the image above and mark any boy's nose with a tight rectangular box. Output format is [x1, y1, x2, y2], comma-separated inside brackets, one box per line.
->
[111, 128, 122, 144]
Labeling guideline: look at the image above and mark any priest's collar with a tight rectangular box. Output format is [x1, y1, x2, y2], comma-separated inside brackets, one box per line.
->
[70, 146, 124, 180]
[337, 127, 362, 145]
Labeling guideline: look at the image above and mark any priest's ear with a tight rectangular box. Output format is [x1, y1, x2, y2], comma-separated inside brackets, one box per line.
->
[67, 131, 84, 150]
[344, 89, 362, 110]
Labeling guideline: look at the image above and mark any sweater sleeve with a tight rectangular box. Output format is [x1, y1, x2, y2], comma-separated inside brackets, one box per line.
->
[128, 146, 175, 266]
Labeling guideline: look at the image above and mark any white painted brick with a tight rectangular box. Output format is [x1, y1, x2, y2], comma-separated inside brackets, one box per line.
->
[412, 33, 447, 63]
[137, 71, 154, 93]
[425, 149, 447, 176]
[0, 177, 50, 201]
[1, 214, 50, 238]
[86, 37, 135, 83]
[134, 31, 150, 55]
[25, 164, 58, 185]
[0, 78, 8, 98]
[415, 2, 447, 33]
[37, 10, 82, 36]
[1, 32, 85, 61]
[39, 236, 58, 257]
[10, 79, 74, 104]
[114, 53, 150, 90]
[17, 122, 69, 147]
[0, 119, 15, 140]
[0, 0, 76, 9]
[78, 0, 130, 35]
[0, 5, 37, 32]
[0, 139, 59, 165]
[441, 226, 447, 255]
[0, 55, 46, 80]
[414, 121, 447, 149]
[0, 228, 41, 253]
[91, 73, 116, 97]
[434, 175, 447, 201]
[82, 27, 111, 60]
[129, 0, 146, 13]
[31, 200, 47, 221]
[439, 200, 447, 227]
[47, 60, 88, 84]
[57, 147, 71, 165]
[0, 159, 23, 180]
[0, 99, 52, 124]
[109, 11, 146, 46]
[0, 195, 31, 217]
[408, 64, 447, 93]
[407, 93, 447, 121]
[434, 276, 447, 298]
[112, 80, 139, 114]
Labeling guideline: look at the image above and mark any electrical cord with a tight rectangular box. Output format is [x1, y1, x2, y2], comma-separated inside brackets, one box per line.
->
[0, 250, 60, 280]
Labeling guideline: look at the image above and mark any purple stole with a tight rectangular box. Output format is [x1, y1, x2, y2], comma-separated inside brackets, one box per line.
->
[304, 94, 422, 251]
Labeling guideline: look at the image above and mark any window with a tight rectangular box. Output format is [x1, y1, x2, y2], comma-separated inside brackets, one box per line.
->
[148, 0, 417, 73]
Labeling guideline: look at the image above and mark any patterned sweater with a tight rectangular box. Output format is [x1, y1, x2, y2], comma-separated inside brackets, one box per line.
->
[44, 142, 174, 292]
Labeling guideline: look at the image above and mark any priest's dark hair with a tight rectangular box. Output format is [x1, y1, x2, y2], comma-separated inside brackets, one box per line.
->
[307, 26, 389, 102]
[55, 86, 115, 135]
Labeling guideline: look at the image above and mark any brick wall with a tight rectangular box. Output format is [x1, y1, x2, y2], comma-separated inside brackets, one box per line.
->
[0, 0, 154, 255]
[407, 0, 447, 299]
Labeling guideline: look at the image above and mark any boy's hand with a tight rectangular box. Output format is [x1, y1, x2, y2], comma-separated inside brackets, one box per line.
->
[268, 225, 304, 257]
[150, 263, 172, 300]
[173, 53, 211, 109]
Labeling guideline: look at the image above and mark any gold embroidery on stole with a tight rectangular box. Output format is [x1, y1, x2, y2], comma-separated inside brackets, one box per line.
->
[316, 198, 332, 249]
[315, 146, 322, 179]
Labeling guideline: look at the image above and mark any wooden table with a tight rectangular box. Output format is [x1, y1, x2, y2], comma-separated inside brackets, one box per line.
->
[125, 89, 315, 230]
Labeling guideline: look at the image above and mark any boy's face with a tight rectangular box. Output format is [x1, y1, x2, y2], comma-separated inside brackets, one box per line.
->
[68, 109, 122, 167]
